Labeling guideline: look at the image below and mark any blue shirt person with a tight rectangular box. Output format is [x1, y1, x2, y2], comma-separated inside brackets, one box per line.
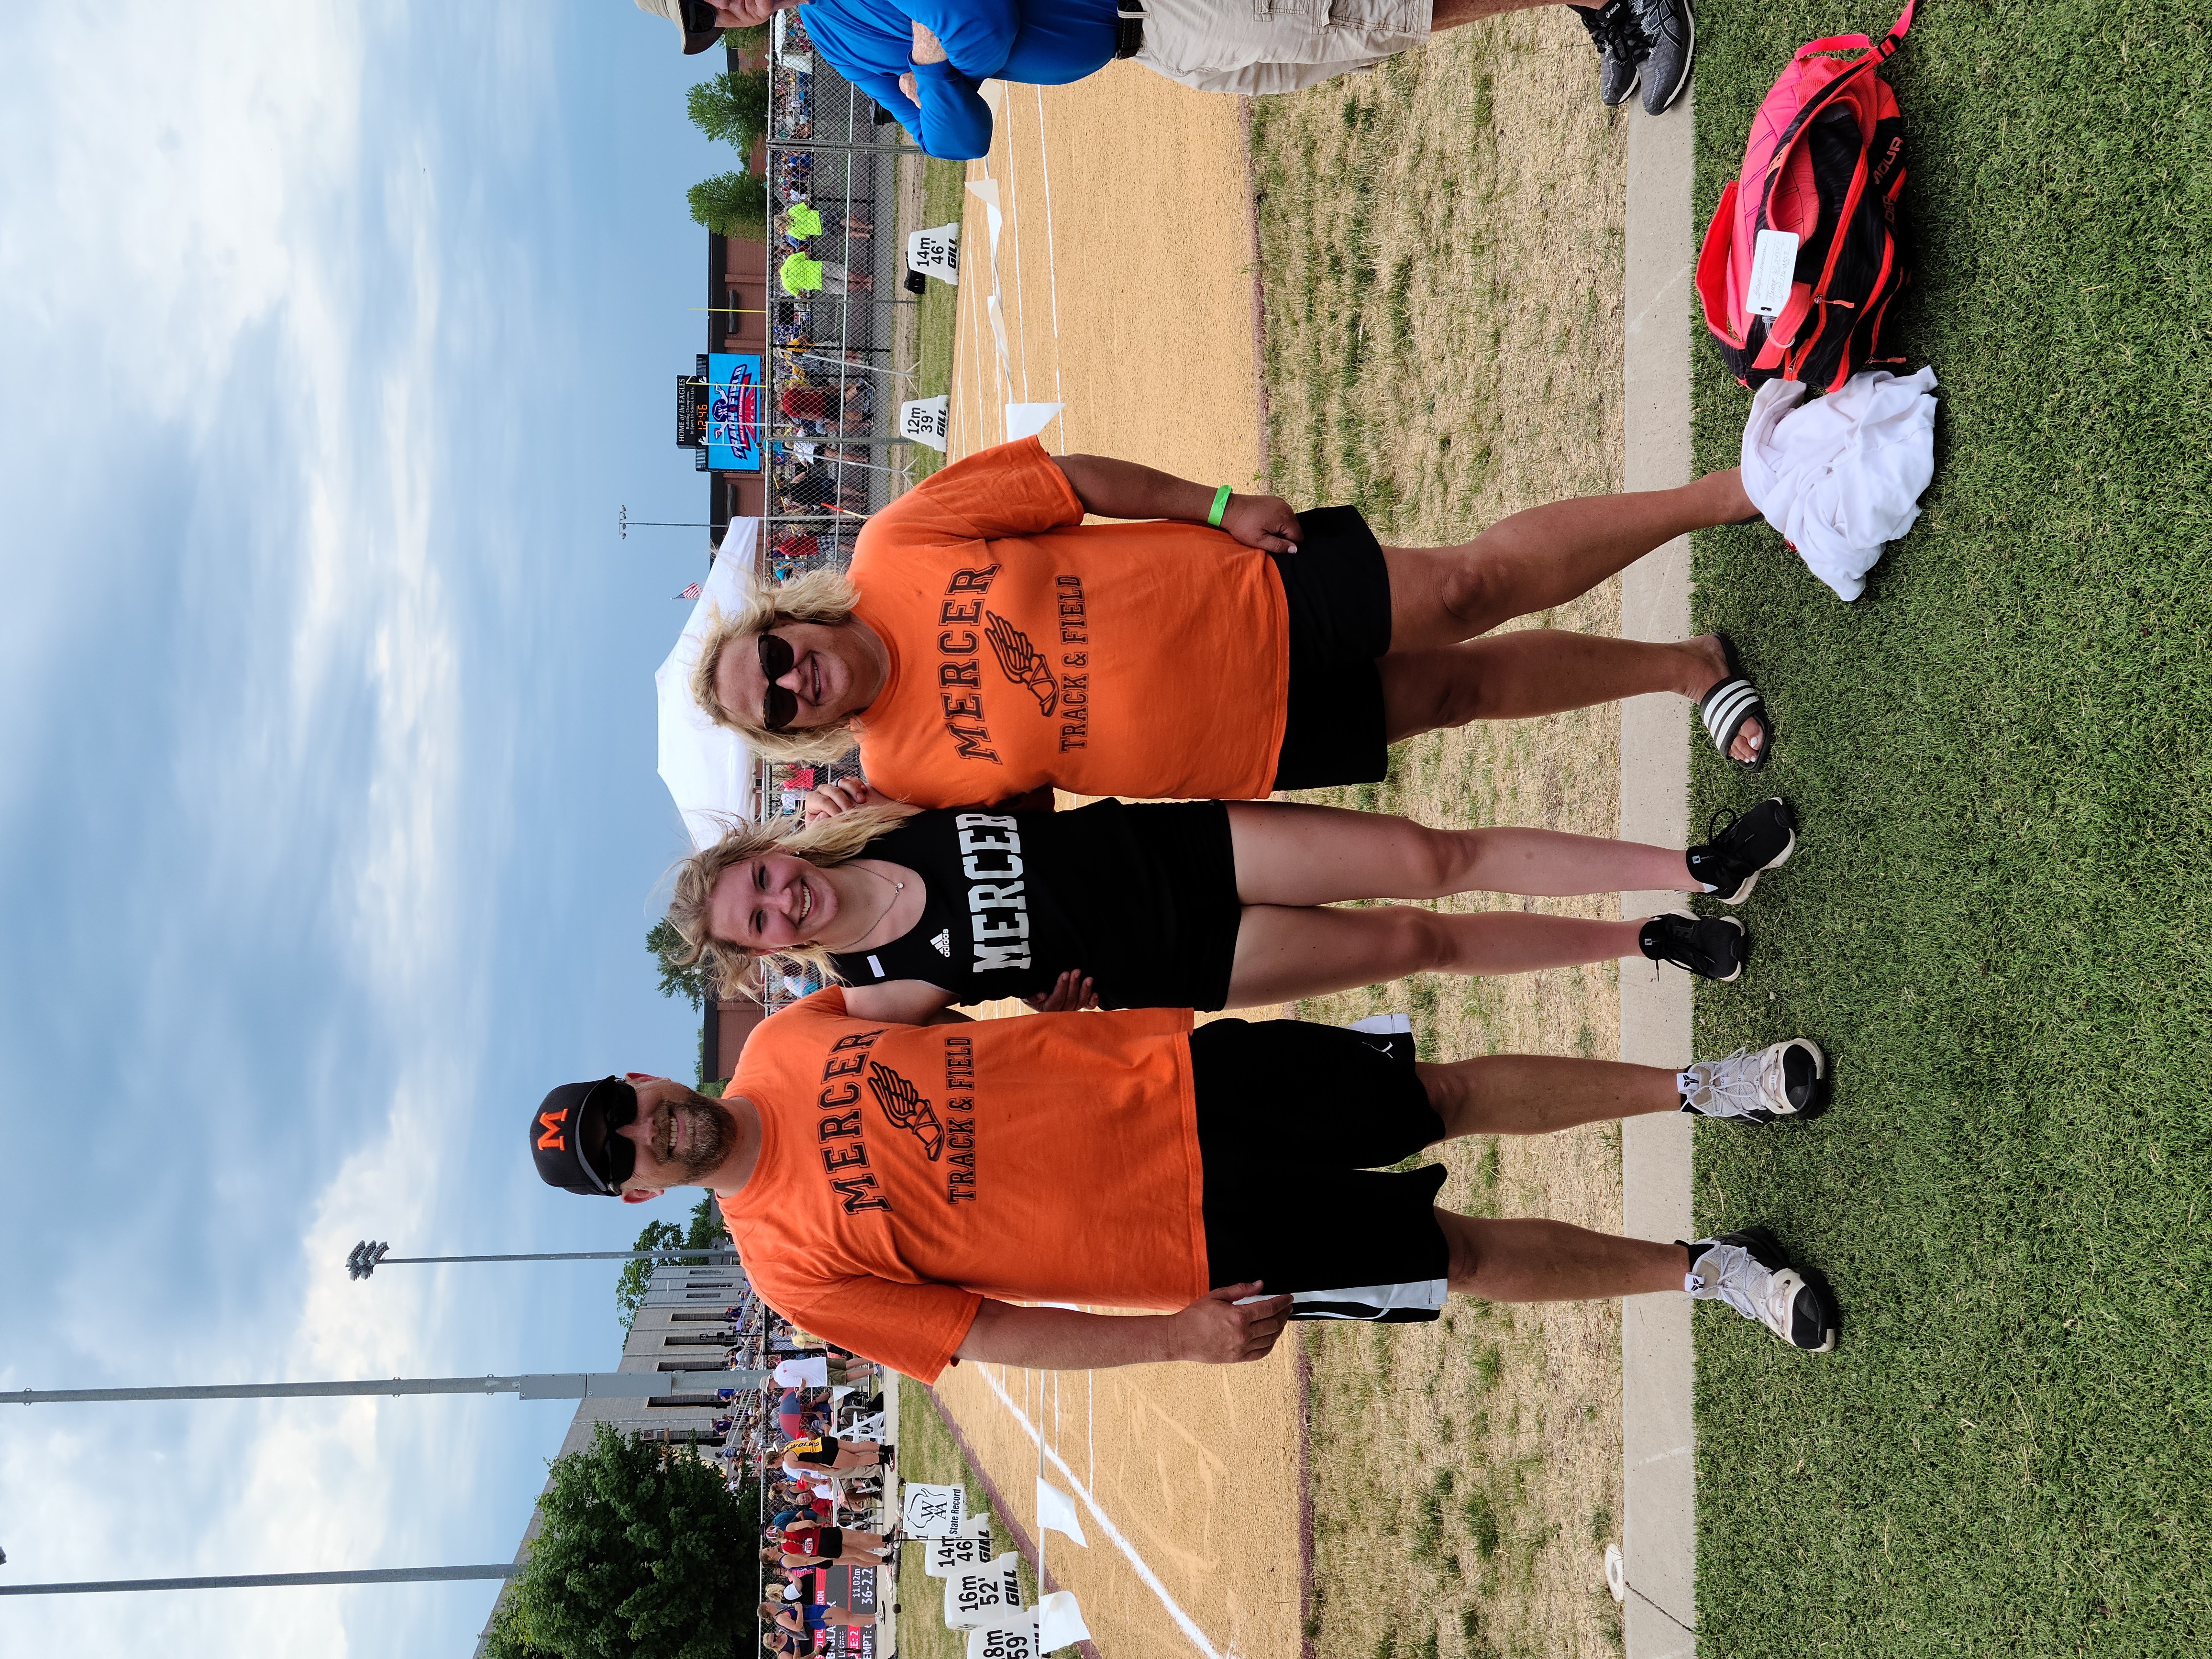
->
[796, 0, 1118, 160]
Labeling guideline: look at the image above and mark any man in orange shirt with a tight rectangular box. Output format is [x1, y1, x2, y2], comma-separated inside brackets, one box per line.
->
[687, 438, 1773, 810]
[528, 998, 1839, 1378]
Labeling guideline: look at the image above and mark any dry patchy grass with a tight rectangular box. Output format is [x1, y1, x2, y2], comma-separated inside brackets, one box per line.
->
[1250, 13, 1632, 1658]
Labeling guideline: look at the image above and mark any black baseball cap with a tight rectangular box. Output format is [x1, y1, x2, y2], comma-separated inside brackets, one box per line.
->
[636, 0, 729, 56]
[530, 1077, 640, 1197]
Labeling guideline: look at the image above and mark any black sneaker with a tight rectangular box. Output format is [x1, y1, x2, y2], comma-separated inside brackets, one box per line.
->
[1683, 1228, 1837, 1351]
[1685, 798, 1797, 905]
[1630, 0, 1694, 115]
[1568, 1, 1645, 108]
[1639, 912, 1746, 982]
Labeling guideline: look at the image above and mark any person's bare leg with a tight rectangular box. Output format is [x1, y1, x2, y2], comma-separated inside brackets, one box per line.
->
[1224, 800, 1695, 905]
[1224, 904, 1644, 1008]
[1440, 1212, 1686, 1301]
[1417, 1052, 1682, 1140]
[1382, 469, 1756, 650]
[1380, 629, 1766, 762]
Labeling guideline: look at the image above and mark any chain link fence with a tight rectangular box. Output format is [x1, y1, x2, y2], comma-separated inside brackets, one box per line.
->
[759, 11, 923, 581]
[749, 17, 933, 1004]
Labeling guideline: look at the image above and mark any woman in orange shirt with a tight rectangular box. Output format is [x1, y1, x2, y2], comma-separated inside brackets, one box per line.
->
[662, 785, 1798, 1017]
[686, 439, 1777, 813]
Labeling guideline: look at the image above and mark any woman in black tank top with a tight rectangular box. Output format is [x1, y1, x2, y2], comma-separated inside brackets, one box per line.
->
[663, 781, 1795, 1021]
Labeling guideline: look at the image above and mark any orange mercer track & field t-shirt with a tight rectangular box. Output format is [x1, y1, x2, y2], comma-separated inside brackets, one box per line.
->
[846, 438, 1290, 806]
[717, 987, 1208, 1382]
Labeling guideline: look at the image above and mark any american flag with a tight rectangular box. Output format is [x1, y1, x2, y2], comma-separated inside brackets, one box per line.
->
[675, 582, 702, 601]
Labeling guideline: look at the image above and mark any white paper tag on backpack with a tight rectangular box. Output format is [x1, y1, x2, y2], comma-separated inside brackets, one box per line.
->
[1747, 230, 1801, 317]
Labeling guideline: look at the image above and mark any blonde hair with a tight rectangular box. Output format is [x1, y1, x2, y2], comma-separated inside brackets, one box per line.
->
[666, 801, 918, 996]
[688, 568, 868, 764]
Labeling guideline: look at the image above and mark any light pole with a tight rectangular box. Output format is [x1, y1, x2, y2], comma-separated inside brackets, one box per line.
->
[345, 1240, 737, 1280]
[8, 1368, 765, 1407]
[0, 1564, 521, 1597]
[618, 505, 719, 540]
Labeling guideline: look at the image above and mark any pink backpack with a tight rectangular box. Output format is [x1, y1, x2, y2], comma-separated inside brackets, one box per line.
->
[1697, 1, 1916, 391]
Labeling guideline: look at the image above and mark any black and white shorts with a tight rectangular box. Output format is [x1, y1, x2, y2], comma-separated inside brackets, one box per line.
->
[1190, 1018, 1449, 1323]
[1268, 506, 1394, 792]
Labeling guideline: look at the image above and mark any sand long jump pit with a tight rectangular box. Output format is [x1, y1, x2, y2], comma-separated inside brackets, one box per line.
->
[920, 20, 1630, 1659]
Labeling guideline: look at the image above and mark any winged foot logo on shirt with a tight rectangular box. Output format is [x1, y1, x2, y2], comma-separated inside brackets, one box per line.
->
[983, 611, 1058, 716]
[867, 1060, 943, 1160]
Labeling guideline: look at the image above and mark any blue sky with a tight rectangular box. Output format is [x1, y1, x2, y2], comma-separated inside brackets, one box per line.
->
[0, 4, 748, 1651]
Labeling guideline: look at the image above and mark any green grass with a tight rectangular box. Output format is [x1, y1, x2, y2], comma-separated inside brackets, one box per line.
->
[1686, 5, 2211, 1654]
[893, 1377, 1039, 1659]
[906, 158, 968, 481]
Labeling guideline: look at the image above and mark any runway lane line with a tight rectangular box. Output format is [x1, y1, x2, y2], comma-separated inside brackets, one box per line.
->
[970, 1362, 1230, 1659]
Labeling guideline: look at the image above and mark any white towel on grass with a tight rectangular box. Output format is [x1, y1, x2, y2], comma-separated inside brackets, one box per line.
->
[1740, 366, 1939, 601]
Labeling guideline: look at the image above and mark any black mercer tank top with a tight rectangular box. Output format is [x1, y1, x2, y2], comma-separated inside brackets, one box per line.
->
[826, 800, 1178, 1005]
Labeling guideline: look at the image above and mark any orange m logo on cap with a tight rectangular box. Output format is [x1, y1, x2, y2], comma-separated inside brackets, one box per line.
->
[538, 1108, 568, 1150]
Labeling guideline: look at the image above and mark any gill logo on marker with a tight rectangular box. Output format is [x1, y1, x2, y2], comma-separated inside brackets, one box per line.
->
[537, 1108, 568, 1150]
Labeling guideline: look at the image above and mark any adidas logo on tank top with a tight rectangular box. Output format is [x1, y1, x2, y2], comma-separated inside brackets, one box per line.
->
[930, 929, 951, 957]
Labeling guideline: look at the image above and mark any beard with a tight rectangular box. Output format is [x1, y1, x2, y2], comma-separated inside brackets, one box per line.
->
[659, 1091, 733, 1177]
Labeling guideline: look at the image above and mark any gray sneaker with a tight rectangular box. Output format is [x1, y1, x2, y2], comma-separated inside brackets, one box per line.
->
[1569, 1, 1646, 108]
[1684, 1228, 1837, 1350]
[1630, 0, 1695, 116]
[1679, 1038, 1828, 1123]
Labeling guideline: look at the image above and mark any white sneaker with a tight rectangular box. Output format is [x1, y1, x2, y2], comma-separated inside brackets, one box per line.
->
[1678, 1038, 1827, 1124]
[1684, 1228, 1838, 1351]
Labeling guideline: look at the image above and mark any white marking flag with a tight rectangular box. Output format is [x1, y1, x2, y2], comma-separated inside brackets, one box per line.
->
[1002, 403, 1063, 443]
[1037, 1590, 1094, 1652]
[1035, 1478, 1086, 1546]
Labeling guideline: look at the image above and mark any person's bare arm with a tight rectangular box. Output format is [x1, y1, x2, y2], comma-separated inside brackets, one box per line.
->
[953, 1284, 1292, 1370]
[1049, 454, 1302, 553]
[910, 21, 948, 63]
[841, 980, 959, 1025]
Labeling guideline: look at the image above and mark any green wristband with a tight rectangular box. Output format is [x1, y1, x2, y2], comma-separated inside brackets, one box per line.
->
[1206, 485, 1232, 528]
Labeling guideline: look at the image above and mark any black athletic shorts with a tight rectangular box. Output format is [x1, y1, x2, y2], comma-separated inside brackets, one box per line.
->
[1269, 506, 1393, 792]
[1190, 1019, 1450, 1322]
[1112, 800, 1242, 1012]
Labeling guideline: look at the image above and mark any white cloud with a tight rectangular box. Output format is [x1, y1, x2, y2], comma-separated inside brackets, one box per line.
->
[0, 6, 571, 1655]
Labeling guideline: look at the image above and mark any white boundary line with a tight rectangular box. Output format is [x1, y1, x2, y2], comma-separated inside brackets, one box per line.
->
[1032, 85, 1067, 428]
[970, 1362, 1229, 1659]
[999, 88, 1031, 404]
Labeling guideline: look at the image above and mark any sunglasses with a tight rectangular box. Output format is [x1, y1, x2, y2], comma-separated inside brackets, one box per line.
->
[681, 1, 724, 32]
[579, 1078, 641, 1192]
[759, 631, 798, 732]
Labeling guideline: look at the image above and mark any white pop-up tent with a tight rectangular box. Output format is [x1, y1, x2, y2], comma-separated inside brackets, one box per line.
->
[656, 519, 762, 850]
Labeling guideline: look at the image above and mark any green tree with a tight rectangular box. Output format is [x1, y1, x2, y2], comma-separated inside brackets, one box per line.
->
[615, 1218, 686, 1332]
[721, 24, 769, 54]
[647, 918, 714, 1013]
[481, 1592, 561, 1659]
[686, 1191, 730, 1251]
[686, 68, 772, 153]
[498, 1423, 761, 1659]
[687, 170, 771, 240]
